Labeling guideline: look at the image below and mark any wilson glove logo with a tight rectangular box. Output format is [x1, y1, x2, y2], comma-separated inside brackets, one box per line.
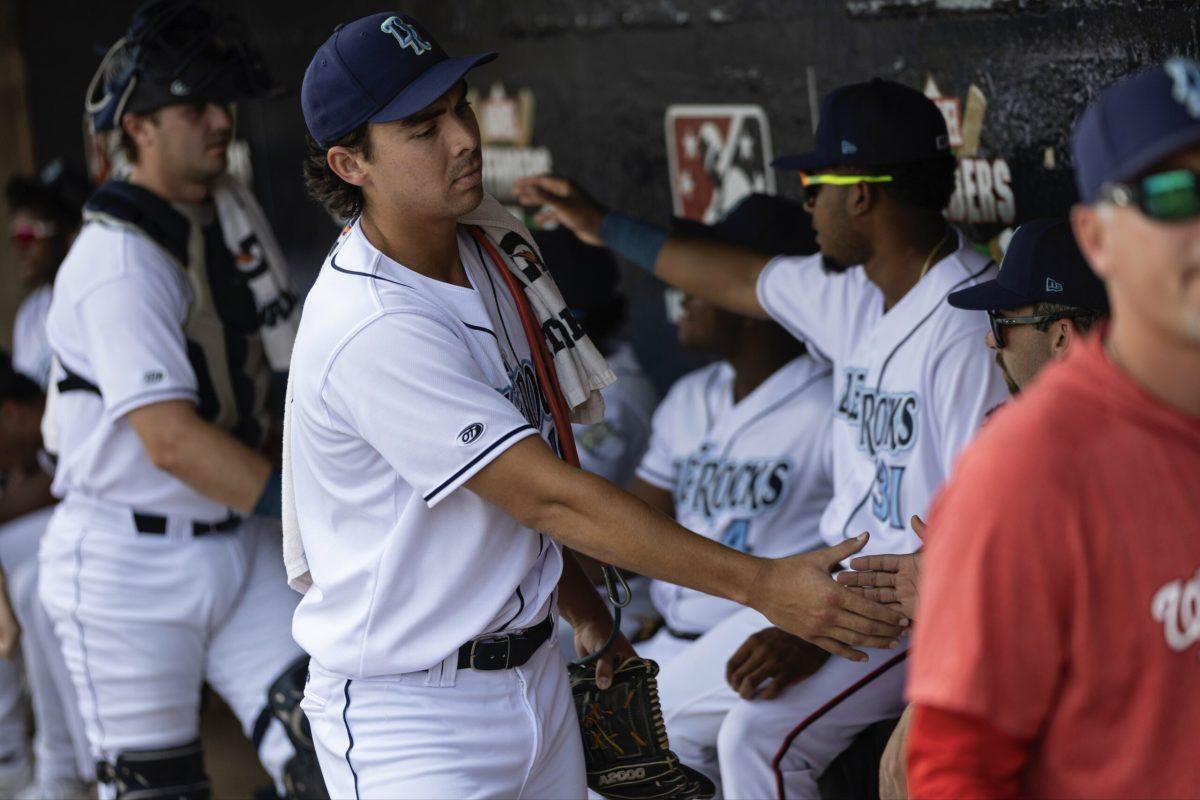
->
[457, 423, 486, 446]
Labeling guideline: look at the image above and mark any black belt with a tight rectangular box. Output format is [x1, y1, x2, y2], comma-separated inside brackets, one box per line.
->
[666, 625, 703, 641]
[457, 614, 553, 671]
[132, 511, 241, 536]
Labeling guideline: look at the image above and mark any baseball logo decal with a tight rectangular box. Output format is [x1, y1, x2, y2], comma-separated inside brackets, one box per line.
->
[380, 16, 431, 56]
[458, 422, 486, 446]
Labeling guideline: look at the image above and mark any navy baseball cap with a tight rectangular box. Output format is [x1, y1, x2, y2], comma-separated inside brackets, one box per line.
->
[1072, 58, 1200, 203]
[948, 218, 1108, 312]
[671, 194, 817, 255]
[302, 13, 496, 147]
[773, 79, 952, 173]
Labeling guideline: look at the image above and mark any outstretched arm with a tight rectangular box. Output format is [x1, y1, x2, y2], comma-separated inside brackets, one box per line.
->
[513, 175, 772, 319]
[467, 436, 909, 661]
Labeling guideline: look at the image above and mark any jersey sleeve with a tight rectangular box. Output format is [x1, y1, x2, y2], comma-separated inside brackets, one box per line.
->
[927, 331, 1010, 476]
[323, 311, 540, 508]
[755, 254, 867, 364]
[907, 428, 1075, 740]
[72, 251, 196, 420]
[634, 380, 685, 491]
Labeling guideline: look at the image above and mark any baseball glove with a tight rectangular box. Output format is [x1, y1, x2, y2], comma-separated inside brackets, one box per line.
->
[569, 658, 716, 800]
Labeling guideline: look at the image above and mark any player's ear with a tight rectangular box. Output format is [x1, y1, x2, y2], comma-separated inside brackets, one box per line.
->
[327, 146, 370, 188]
[1070, 204, 1113, 281]
[847, 182, 874, 217]
[1050, 318, 1073, 358]
[122, 112, 155, 155]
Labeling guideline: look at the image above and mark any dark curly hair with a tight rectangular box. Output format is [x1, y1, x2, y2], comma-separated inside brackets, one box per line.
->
[303, 125, 372, 221]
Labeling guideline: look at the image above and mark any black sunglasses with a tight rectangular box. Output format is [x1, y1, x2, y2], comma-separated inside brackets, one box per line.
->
[1098, 169, 1200, 222]
[987, 310, 1078, 349]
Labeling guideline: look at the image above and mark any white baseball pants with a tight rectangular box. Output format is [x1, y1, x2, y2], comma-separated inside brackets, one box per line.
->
[303, 636, 586, 799]
[0, 505, 91, 784]
[39, 498, 304, 796]
[656, 605, 908, 800]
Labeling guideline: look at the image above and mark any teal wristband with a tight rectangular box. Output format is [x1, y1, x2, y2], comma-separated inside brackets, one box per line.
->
[600, 212, 669, 273]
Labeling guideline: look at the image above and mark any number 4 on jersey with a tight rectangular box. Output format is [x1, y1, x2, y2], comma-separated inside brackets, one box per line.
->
[720, 518, 752, 553]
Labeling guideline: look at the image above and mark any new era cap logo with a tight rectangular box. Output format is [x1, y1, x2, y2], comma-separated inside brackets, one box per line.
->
[841, 140, 858, 155]
[1046, 277, 1064, 293]
[381, 16, 431, 55]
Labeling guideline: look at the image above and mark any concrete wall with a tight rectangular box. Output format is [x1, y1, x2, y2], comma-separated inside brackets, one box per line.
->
[14, 0, 1199, 390]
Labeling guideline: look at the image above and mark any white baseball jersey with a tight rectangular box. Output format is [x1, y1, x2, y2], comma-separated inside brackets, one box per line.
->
[13, 284, 52, 390]
[289, 221, 566, 678]
[756, 233, 1009, 558]
[572, 342, 656, 486]
[45, 184, 270, 518]
[635, 356, 834, 634]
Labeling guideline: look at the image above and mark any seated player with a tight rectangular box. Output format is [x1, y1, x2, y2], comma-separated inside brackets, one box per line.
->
[835, 217, 1108, 798]
[628, 193, 833, 668]
[2, 164, 95, 798]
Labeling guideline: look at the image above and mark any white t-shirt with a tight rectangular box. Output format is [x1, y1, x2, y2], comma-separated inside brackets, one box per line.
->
[288, 221, 566, 678]
[756, 235, 1009, 559]
[572, 342, 657, 486]
[13, 284, 52, 390]
[635, 356, 834, 634]
[46, 201, 270, 518]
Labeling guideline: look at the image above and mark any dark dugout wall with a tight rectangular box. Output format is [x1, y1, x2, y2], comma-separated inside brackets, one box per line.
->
[16, 0, 1200, 392]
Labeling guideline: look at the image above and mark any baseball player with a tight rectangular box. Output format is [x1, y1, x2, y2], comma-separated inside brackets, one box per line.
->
[516, 77, 1010, 798]
[836, 217, 1108, 798]
[38, 2, 323, 798]
[0, 168, 94, 799]
[291, 14, 906, 799]
[907, 59, 1200, 798]
[628, 193, 832, 669]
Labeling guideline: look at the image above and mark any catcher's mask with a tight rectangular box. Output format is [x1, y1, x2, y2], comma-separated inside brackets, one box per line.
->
[86, 0, 275, 133]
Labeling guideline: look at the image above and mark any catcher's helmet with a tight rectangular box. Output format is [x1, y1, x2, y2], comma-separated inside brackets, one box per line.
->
[85, 0, 274, 133]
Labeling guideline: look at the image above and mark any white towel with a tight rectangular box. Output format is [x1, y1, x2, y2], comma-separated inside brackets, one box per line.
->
[282, 195, 616, 592]
[211, 176, 299, 370]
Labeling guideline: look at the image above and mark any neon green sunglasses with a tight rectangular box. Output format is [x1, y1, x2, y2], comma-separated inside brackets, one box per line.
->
[800, 172, 894, 202]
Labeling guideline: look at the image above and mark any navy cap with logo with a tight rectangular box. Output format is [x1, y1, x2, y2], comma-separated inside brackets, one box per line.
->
[1071, 58, 1200, 204]
[948, 218, 1108, 312]
[302, 13, 496, 147]
[773, 79, 952, 173]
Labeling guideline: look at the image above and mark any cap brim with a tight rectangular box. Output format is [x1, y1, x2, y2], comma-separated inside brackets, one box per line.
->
[1106, 123, 1200, 193]
[947, 278, 1032, 311]
[771, 152, 833, 172]
[370, 52, 497, 125]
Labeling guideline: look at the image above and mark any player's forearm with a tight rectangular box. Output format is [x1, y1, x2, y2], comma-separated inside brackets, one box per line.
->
[129, 403, 272, 513]
[601, 214, 771, 319]
[160, 420, 271, 513]
[534, 467, 760, 607]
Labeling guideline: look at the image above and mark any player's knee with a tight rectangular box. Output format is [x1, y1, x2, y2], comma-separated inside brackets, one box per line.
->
[97, 739, 210, 799]
[260, 656, 328, 800]
[717, 701, 772, 759]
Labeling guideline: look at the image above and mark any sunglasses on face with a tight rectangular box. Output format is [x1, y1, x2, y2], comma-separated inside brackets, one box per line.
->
[987, 309, 1080, 349]
[799, 172, 894, 204]
[9, 220, 57, 248]
[1099, 169, 1200, 222]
